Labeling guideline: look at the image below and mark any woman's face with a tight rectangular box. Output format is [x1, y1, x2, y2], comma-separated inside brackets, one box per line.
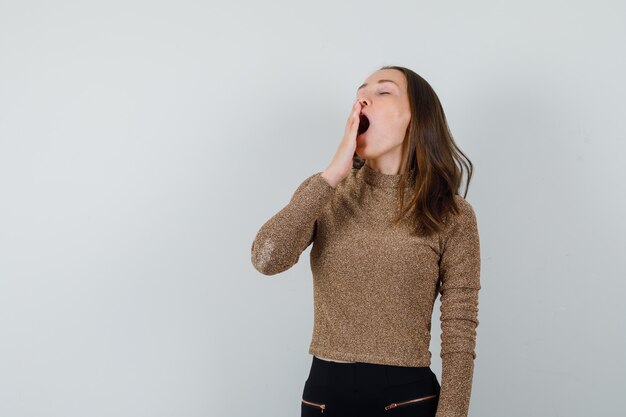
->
[355, 69, 411, 160]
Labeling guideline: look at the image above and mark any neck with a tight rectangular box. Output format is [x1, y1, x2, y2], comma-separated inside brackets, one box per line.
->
[361, 162, 415, 188]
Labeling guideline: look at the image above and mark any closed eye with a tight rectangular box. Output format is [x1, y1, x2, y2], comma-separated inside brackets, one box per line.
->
[379, 92, 390, 95]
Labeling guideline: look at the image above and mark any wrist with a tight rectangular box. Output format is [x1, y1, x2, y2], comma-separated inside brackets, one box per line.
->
[321, 170, 341, 188]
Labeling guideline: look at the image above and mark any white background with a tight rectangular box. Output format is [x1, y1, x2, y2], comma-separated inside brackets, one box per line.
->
[1, 1, 625, 416]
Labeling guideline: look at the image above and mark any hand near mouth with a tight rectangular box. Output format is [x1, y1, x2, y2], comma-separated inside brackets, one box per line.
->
[321, 100, 364, 188]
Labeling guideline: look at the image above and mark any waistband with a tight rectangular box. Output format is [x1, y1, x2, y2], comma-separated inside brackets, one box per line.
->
[308, 355, 434, 390]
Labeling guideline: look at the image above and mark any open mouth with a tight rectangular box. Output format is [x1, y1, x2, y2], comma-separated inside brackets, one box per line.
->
[357, 114, 370, 135]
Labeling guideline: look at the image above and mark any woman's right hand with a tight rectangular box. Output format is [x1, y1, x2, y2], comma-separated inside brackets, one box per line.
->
[321, 100, 363, 188]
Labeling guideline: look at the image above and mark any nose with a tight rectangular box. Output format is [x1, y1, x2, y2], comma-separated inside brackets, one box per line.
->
[359, 97, 369, 107]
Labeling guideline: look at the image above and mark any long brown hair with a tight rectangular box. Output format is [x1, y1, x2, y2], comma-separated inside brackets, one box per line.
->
[353, 65, 474, 237]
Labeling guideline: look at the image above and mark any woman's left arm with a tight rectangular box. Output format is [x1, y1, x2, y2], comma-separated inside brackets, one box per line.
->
[436, 196, 482, 417]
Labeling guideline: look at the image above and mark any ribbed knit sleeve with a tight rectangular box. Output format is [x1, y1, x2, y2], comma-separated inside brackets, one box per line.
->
[436, 197, 481, 417]
[251, 172, 336, 276]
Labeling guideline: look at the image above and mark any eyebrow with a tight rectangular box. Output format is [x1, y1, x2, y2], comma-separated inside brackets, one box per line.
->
[357, 79, 399, 91]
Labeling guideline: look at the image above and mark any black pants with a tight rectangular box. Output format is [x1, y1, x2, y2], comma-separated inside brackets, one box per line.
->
[301, 355, 440, 417]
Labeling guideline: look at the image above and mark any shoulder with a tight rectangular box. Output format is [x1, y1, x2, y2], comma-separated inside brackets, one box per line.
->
[452, 195, 477, 219]
[442, 195, 479, 236]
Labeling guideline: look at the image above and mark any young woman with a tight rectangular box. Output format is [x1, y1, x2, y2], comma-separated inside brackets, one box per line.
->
[251, 65, 481, 417]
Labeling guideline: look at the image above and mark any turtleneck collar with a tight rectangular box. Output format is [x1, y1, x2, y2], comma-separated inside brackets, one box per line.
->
[361, 162, 416, 188]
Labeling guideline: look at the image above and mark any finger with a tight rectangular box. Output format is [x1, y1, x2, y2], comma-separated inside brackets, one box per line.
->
[348, 107, 358, 125]
[347, 104, 360, 125]
[350, 110, 360, 133]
